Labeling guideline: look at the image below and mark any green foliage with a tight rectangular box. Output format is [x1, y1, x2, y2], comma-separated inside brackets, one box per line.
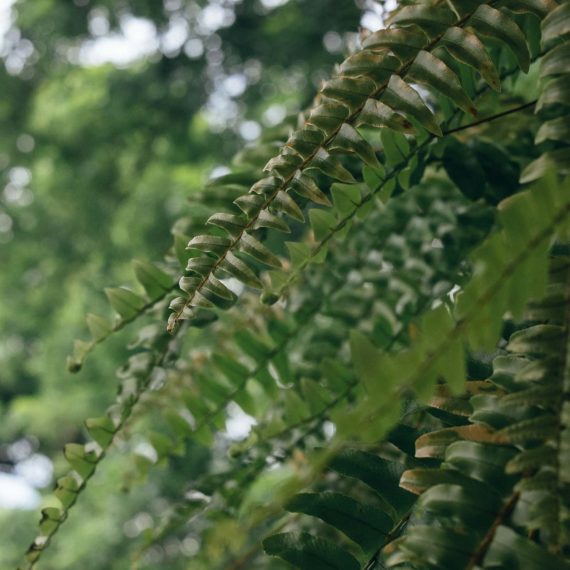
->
[389, 258, 570, 569]
[5, 0, 570, 568]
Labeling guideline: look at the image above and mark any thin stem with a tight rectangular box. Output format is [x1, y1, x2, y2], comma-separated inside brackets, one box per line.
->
[443, 100, 537, 136]
[466, 493, 520, 569]
[363, 511, 411, 570]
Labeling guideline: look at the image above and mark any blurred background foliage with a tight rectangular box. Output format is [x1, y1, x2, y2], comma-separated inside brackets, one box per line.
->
[0, 0, 378, 567]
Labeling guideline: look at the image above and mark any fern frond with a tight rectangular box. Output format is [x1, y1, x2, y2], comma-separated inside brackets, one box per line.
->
[19, 326, 177, 569]
[259, 171, 570, 568]
[387, 258, 570, 567]
[522, 0, 570, 184]
[167, 0, 548, 335]
[22, 0, 566, 567]
[133, 177, 494, 563]
[67, 261, 177, 372]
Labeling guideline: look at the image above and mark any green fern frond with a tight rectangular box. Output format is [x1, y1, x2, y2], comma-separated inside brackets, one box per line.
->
[167, 0, 548, 335]
[384, 256, 570, 568]
[21, 0, 569, 567]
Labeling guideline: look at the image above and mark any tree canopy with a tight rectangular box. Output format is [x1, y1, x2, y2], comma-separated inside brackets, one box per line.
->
[1, 0, 570, 568]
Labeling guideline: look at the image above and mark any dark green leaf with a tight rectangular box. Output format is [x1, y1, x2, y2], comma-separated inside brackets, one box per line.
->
[264, 152, 304, 179]
[287, 492, 392, 551]
[330, 124, 380, 168]
[273, 190, 305, 222]
[286, 128, 324, 159]
[362, 28, 426, 59]
[308, 149, 356, 183]
[186, 255, 217, 276]
[520, 149, 570, 183]
[253, 209, 291, 233]
[308, 102, 351, 135]
[322, 76, 377, 111]
[287, 173, 332, 206]
[357, 98, 414, 133]
[218, 252, 263, 289]
[389, 6, 456, 37]
[340, 49, 401, 83]
[502, 0, 557, 18]
[541, 42, 570, 78]
[263, 532, 360, 570]
[329, 448, 414, 516]
[469, 5, 530, 72]
[187, 235, 232, 255]
[381, 75, 442, 136]
[541, 1, 570, 44]
[233, 193, 266, 216]
[536, 76, 570, 112]
[239, 232, 282, 268]
[206, 212, 246, 237]
[251, 176, 281, 195]
[485, 526, 570, 569]
[536, 117, 570, 144]
[408, 50, 477, 115]
[440, 27, 501, 91]
[201, 276, 237, 309]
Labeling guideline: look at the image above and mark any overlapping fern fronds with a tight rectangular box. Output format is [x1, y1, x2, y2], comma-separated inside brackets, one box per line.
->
[19, 0, 570, 568]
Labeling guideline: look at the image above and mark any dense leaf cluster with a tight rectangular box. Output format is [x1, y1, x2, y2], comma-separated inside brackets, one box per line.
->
[16, 0, 570, 568]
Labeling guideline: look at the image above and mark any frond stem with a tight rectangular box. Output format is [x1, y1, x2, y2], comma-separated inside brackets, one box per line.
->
[443, 100, 537, 136]
[465, 492, 520, 569]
